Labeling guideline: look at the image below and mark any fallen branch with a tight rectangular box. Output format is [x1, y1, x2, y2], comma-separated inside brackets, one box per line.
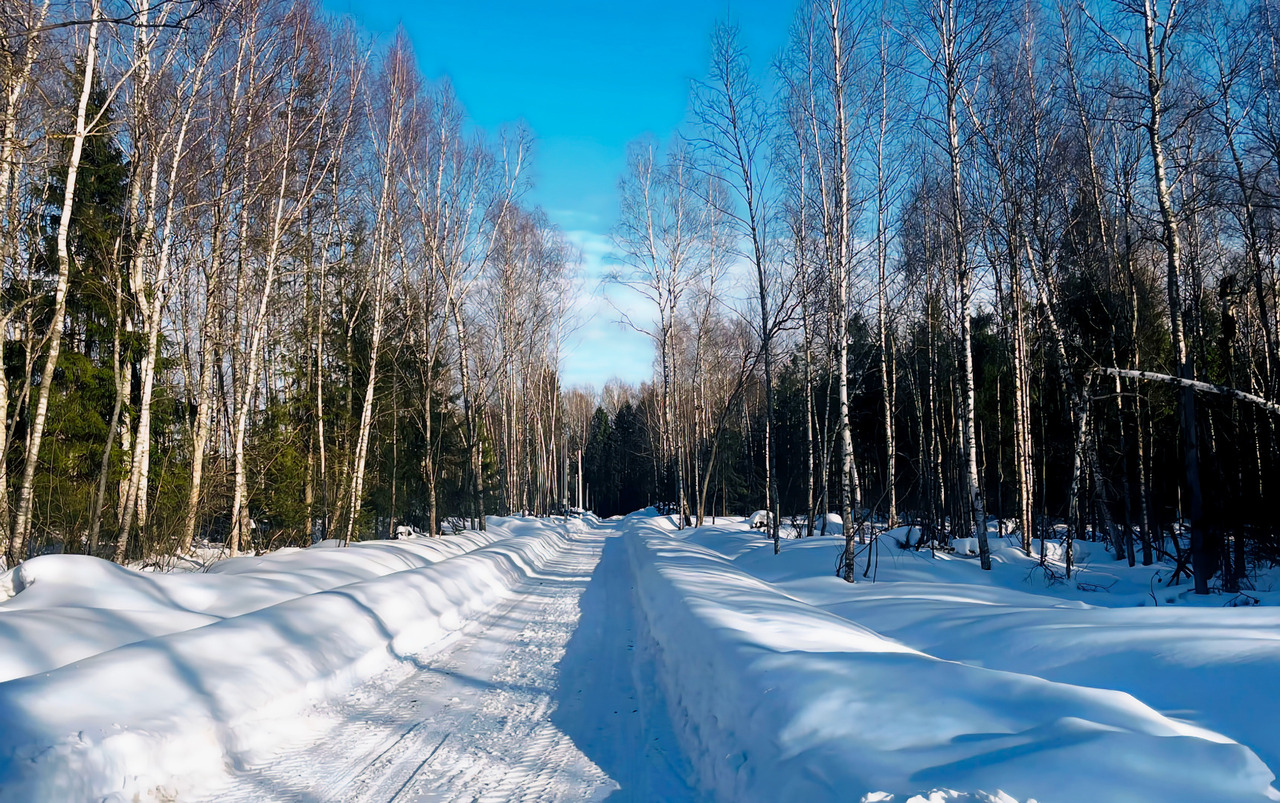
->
[1094, 367, 1280, 416]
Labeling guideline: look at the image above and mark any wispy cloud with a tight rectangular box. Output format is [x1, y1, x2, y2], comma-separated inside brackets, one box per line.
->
[560, 228, 656, 391]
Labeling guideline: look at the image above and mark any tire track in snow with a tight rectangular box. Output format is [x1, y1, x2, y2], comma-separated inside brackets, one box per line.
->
[199, 519, 627, 802]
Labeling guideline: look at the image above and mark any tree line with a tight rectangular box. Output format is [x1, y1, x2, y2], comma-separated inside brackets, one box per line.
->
[0, 0, 583, 565]
[584, 0, 1280, 595]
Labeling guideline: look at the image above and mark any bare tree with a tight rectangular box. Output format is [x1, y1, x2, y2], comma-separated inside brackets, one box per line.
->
[907, 0, 1010, 570]
[341, 34, 415, 544]
[227, 3, 347, 553]
[692, 22, 787, 549]
[9, 0, 100, 565]
[0, 0, 51, 561]
[612, 138, 722, 529]
[1087, 0, 1211, 592]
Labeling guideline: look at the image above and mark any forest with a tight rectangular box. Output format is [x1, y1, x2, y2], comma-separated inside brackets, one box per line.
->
[585, 0, 1280, 597]
[0, 0, 582, 566]
[1, 0, 1278, 601]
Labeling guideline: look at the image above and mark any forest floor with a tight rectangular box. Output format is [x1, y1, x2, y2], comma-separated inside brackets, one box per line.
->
[1, 513, 1279, 801]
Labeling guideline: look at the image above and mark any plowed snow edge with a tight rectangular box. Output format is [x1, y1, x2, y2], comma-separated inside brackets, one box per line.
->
[0, 521, 573, 802]
[624, 519, 1279, 803]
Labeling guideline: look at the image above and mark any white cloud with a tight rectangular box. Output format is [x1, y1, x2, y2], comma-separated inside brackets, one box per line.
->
[560, 228, 657, 391]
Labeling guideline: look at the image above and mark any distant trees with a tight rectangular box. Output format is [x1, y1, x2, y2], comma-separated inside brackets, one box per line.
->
[0, 0, 580, 565]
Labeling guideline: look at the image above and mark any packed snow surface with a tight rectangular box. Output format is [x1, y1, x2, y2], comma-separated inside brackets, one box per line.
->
[0, 510, 1277, 802]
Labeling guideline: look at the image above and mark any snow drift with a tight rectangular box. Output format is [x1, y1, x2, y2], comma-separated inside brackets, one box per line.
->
[0, 518, 572, 801]
[624, 517, 1280, 803]
[0, 529, 501, 684]
[729, 528, 1280, 775]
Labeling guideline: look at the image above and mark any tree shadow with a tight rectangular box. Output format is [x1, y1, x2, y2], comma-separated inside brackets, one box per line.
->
[551, 534, 695, 802]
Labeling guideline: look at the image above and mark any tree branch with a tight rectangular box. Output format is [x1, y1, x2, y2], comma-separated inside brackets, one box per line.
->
[1094, 367, 1280, 416]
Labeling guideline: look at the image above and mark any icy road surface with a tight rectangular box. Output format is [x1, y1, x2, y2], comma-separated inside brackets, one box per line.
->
[202, 519, 693, 803]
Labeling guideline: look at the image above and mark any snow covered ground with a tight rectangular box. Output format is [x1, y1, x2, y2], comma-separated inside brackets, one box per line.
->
[0, 511, 1277, 802]
[664, 517, 1280, 802]
[0, 517, 621, 800]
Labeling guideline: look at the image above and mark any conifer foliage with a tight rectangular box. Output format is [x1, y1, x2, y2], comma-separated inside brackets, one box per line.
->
[0, 0, 578, 563]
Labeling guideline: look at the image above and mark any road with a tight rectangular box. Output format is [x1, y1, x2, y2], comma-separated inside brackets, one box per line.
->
[202, 518, 693, 802]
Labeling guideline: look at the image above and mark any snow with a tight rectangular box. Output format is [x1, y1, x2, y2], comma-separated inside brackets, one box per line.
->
[731, 529, 1280, 779]
[199, 518, 689, 801]
[0, 511, 1277, 802]
[0, 519, 574, 800]
[0, 528, 503, 683]
[652, 520, 1280, 802]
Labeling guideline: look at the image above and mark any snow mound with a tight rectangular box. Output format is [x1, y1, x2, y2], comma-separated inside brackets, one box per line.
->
[731, 533, 1280, 774]
[0, 529, 503, 684]
[0, 519, 574, 801]
[625, 520, 1279, 803]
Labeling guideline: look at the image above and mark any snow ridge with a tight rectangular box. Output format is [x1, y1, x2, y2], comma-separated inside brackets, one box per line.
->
[0, 519, 572, 802]
[624, 518, 1280, 803]
[0, 528, 505, 683]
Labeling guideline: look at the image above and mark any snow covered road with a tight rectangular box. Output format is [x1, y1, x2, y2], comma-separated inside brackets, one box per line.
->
[4, 512, 1280, 802]
[197, 517, 693, 803]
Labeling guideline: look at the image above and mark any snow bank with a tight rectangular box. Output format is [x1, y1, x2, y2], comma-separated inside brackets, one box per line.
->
[731, 534, 1280, 773]
[624, 519, 1279, 803]
[0, 530, 500, 683]
[0, 519, 573, 801]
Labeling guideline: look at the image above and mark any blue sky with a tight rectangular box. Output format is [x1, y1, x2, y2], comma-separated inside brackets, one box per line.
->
[324, 0, 798, 391]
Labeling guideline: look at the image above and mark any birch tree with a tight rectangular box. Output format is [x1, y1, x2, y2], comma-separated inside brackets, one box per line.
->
[9, 0, 100, 565]
[908, 0, 1010, 570]
[692, 22, 785, 549]
[1088, 0, 1211, 592]
[612, 139, 721, 529]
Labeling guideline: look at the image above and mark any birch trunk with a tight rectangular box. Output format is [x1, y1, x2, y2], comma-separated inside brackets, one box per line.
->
[452, 300, 484, 530]
[875, 29, 896, 529]
[1142, 0, 1207, 593]
[0, 0, 50, 560]
[939, 0, 989, 569]
[229, 117, 293, 555]
[344, 83, 401, 543]
[10, 2, 99, 564]
[830, 0, 861, 580]
[183, 18, 250, 553]
[118, 29, 214, 559]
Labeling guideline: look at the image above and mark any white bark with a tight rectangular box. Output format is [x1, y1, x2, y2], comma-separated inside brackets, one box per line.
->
[10, 1, 100, 564]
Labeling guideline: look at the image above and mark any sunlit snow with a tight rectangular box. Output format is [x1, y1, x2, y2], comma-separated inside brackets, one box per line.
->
[0, 513, 1277, 802]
